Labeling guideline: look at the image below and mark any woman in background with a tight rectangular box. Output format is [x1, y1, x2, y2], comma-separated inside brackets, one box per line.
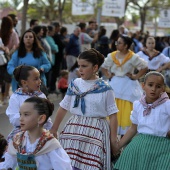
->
[7, 29, 51, 93]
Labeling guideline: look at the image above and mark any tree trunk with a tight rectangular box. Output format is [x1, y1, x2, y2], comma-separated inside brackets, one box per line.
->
[21, 0, 29, 36]
[140, 7, 147, 32]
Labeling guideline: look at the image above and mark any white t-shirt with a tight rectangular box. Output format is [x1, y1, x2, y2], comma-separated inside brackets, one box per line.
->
[131, 100, 170, 137]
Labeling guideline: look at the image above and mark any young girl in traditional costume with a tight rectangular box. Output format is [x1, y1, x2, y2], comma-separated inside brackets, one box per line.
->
[113, 71, 170, 170]
[0, 97, 72, 170]
[6, 65, 52, 142]
[101, 35, 148, 136]
[50, 48, 119, 170]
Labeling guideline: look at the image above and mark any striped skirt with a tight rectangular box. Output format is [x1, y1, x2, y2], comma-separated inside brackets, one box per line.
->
[113, 134, 170, 170]
[59, 115, 111, 170]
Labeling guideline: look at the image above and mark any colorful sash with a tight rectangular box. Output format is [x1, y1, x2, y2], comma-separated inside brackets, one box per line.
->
[111, 50, 134, 67]
[15, 88, 43, 96]
[66, 79, 112, 114]
[17, 153, 37, 170]
[13, 130, 54, 170]
[140, 92, 169, 116]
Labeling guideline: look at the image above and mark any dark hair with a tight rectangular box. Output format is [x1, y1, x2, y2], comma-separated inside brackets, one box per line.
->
[110, 29, 119, 40]
[0, 16, 13, 46]
[70, 61, 78, 72]
[42, 26, 48, 38]
[119, 35, 133, 49]
[98, 27, 106, 39]
[24, 97, 54, 123]
[47, 25, 54, 32]
[8, 14, 17, 21]
[32, 25, 42, 35]
[144, 71, 166, 85]
[30, 19, 38, 27]
[51, 22, 60, 27]
[78, 48, 104, 68]
[13, 65, 37, 86]
[78, 22, 86, 30]
[0, 134, 8, 161]
[60, 27, 67, 35]
[18, 29, 43, 58]
[88, 20, 96, 25]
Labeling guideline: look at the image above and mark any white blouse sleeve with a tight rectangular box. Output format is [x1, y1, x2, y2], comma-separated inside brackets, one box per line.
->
[0, 152, 17, 169]
[159, 53, 170, 65]
[48, 147, 72, 170]
[101, 53, 114, 70]
[6, 94, 20, 126]
[59, 94, 72, 111]
[130, 101, 139, 125]
[131, 54, 147, 70]
[105, 90, 119, 115]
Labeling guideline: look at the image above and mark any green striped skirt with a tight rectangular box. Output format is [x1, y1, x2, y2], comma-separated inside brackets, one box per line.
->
[113, 134, 170, 170]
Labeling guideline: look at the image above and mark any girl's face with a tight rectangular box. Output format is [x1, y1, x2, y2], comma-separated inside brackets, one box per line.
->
[20, 102, 40, 131]
[78, 59, 98, 80]
[116, 37, 127, 51]
[143, 75, 165, 103]
[23, 32, 34, 47]
[146, 38, 155, 50]
[23, 69, 41, 92]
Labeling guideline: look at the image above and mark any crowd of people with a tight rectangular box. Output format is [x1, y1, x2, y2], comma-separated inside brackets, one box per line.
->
[0, 14, 170, 170]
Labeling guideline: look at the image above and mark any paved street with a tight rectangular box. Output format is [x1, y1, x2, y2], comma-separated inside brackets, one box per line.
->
[0, 93, 71, 139]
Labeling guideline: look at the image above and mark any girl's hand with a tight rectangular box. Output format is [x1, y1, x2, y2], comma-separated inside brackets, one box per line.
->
[111, 140, 119, 155]
[166, 130, 170, 138]
[50, 128, 58, 139]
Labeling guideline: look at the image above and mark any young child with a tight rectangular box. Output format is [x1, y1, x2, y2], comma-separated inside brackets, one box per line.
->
[0, 133, 8, 163]
[6, 65, 53, 142]
[58, 70, 69, 99]
[50, 48, 119, 170]
[0, 97, 72, 170]
[113, 71, 170, 170]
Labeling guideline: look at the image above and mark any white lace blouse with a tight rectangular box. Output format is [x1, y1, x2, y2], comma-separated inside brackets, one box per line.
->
[60, 78, 119, 117]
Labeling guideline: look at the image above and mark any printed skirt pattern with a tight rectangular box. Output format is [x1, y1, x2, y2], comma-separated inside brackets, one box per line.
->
[113, 134, 170, 170]
[59, 115, 111, 170]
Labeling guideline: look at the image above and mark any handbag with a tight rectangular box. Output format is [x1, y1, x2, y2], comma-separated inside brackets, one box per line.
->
[0, 53, 7, 66]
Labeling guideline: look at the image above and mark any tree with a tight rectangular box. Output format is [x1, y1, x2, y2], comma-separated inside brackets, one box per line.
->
[27, 0, 67, 24]
[21, 0, 29, 35]
[128, 0, 170, 32]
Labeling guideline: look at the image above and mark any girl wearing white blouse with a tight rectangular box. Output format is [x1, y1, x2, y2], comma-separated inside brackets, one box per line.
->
[101, 35, 148, 136]
[50, 48, 119, 170]
[0, 97, 72, 170]
[137, 36, 170, 72]
[6, 65, 52, 142]
[113, 71, 170, 170]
